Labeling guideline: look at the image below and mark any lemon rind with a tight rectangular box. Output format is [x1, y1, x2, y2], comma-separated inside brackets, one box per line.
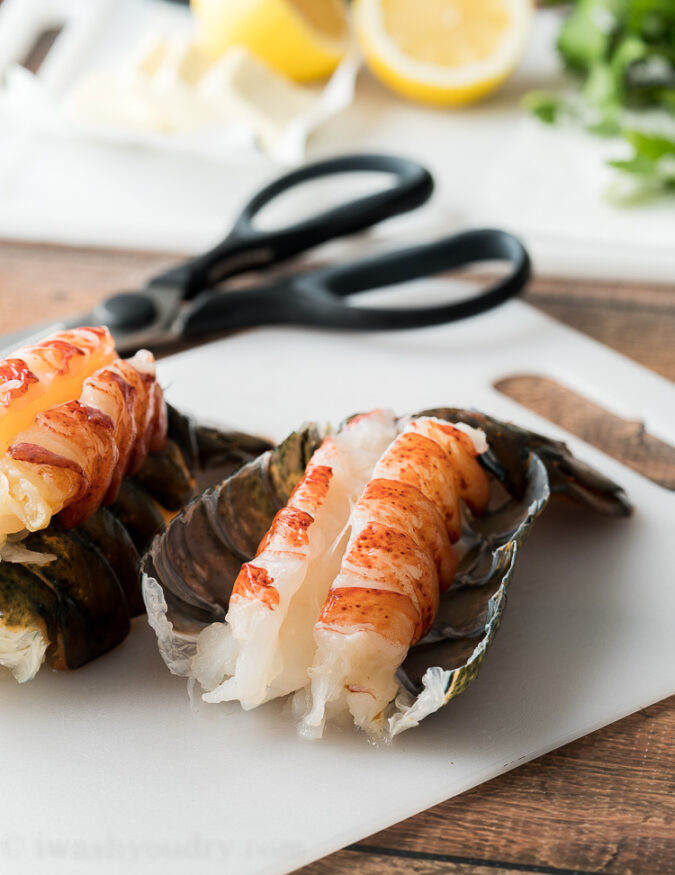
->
[355, 0, 532, 101]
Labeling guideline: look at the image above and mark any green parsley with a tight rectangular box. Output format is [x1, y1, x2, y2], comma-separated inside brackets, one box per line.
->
[526, 0, 675, 199]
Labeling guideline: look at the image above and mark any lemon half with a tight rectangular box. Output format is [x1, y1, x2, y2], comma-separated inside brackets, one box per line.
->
[192, 0, 349, 82]
[354, 0, 532, 106]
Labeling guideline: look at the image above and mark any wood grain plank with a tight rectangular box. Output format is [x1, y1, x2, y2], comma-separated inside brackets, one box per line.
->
[527, 299, 675, 383]
[494, 375, 675, 488]
[0, 241, 673, 376]
[301, 848, 527, 874]
[346, 697, 675, 875]
[0, 242, 174, 335]
[303, 697, 675, 874]
[522, 276, 675, 382]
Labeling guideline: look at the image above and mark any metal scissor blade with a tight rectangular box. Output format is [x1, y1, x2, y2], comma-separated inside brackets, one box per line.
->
[0, 313, 97, 358]
[98, 285, 185, 356]
[0, 286, 185, 358]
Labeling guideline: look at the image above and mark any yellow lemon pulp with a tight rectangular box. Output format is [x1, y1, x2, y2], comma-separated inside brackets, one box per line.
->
[355, 0, 532, 106]
[382, 0, 511, 67]
[287, 0, 347, 41]
[191, 0, 349, 82]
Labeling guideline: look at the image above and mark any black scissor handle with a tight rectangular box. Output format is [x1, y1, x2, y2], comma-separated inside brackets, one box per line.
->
[150, 154, 433, 300]
[181, 229, 530, 336]
[297, 228, 530, 329]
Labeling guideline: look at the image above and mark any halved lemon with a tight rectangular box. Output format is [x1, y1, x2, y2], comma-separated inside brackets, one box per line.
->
[191, 0, 350, 83]
[354, 0, 532, 106]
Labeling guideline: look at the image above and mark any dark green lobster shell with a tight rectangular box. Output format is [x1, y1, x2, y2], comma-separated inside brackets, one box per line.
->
[0, 406, 271, 677]
[142, 409, 630, 725]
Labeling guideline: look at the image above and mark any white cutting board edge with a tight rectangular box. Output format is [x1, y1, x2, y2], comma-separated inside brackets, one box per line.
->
[1, 299, 674, 875]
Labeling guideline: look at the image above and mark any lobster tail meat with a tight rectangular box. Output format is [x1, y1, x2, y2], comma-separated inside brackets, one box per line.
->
[187, 412, 490, 739]
[0, 328, 167, 550]
[144, 408, 631, 739]
[0, 327, 116, 453]
[193, 410, 398, 709]
[299, 417, 489, 739]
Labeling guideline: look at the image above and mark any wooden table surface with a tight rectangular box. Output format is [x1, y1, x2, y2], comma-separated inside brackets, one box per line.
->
[1, 241, 673, 875]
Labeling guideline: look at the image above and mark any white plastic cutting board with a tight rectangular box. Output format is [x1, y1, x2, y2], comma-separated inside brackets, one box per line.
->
[1, 299, 674, 875]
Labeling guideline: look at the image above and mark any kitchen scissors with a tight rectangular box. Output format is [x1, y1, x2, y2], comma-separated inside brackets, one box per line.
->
[0, 153, 531, 357]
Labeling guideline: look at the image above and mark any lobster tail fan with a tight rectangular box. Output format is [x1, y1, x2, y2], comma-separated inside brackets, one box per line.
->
[422, 408, 632, 517]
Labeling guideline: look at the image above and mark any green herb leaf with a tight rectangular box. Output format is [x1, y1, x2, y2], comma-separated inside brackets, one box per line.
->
[521, 91, 565, 123]
[525, 0, 675, 200]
